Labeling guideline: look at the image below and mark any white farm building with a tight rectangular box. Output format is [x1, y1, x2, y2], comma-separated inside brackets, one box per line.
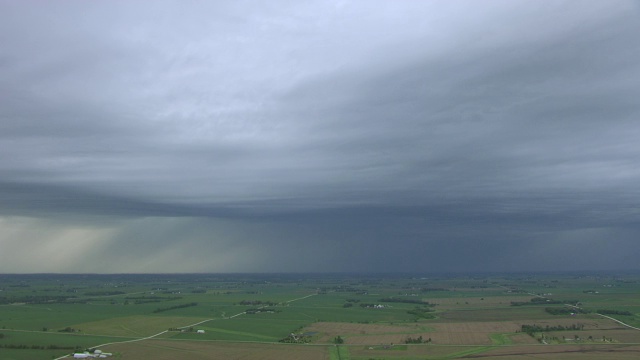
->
[73, 350, 112, 359]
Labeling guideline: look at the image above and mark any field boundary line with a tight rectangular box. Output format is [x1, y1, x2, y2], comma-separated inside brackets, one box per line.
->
[563, 302, 640, 332]
[177, 318, 216, 329]
[499, 284, 640, 334]
[596, 314, 640, 331]
[285, 293, 316, 303]
[53, 330, 168, 360]
[52, 292, 317, 359]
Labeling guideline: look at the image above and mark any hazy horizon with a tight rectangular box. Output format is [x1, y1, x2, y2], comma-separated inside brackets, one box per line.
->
[1, 1, 639, 273]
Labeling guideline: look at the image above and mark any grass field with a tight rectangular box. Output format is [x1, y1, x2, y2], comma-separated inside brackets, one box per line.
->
[69, 315, 209, 337]
[1, 272, 639, 359]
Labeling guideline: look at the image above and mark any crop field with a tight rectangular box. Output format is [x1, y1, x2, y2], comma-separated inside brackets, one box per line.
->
[1, 272, 640, 359]
[103, 340, 330, 360]
[69, 315, 209, 337]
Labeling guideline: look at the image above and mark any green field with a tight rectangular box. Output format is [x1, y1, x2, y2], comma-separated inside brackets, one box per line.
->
[1, 272, 640, 359]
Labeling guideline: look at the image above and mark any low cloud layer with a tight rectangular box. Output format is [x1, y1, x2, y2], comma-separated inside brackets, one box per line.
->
[1, 1, 639, 273]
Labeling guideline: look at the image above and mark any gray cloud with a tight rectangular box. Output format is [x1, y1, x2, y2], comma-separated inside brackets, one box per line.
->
[0, 1, 639, 273]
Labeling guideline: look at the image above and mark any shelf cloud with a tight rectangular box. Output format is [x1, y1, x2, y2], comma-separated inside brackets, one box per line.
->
[1, 1, 639, 273]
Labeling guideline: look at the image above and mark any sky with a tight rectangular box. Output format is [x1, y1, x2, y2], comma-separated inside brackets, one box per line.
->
[1, 0, 639, 273]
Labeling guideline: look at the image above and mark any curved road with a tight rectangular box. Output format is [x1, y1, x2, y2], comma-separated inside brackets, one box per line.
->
[54, 292, 317, 359]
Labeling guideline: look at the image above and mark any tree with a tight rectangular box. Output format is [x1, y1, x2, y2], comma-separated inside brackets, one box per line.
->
[334, 335, 344, 344]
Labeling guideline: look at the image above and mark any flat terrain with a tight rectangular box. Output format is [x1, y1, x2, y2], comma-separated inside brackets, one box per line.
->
[1, 272, 639, 359]
[104, 340, 330, 360]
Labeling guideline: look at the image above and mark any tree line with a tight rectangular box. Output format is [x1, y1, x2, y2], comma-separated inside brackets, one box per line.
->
[597, 309, 633, 316]
[152, 302, 198, 313]
[0, 344, 81, 350]
[379, 297, 432, 305]
[405, 335, 431, 344]
[521, 323, 584, 336]
[511, 297, 580, 307]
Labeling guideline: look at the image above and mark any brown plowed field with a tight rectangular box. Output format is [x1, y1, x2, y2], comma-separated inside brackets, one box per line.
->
[301, 318, 637, 346]
[304, 321, 530, 345]
[468, 344, 640, 359]
[546, 329, 640, 343]
[302, 321, 422, 343]
[516, 316, 623, 330]
[103, 339, 329, 360]
[429, 322, 520, 345]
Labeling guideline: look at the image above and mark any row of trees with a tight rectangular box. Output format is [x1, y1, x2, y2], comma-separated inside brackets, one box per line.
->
[379, 297, 432, 305]
[521, 323, 584, 336]
[84, 290, 125, 296]
[404, 335, 432, 344]
[0, 295, 73, 305]
[152, 302, 198, 313]
[597, 309, 633, 316]
[238, 300, 277, 306]
[511, 298, 580, 307]
[0, 344, 80, 350]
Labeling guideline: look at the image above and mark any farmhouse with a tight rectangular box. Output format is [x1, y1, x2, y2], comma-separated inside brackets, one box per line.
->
[72, 350, 112, 359]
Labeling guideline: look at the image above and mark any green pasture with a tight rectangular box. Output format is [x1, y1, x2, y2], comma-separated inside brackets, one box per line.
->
[0, 330, 122, 347]
[69, 315, 209, 337]
[489, 333, 514, 345]
[172, 326, 277, 342]
[0, 330, 124, 360]
[171, 315, 310, 341]
[1, 272, 640, 360]
[440, 345, 497, 359]
[0, 348, 64, 360]
[0, 303, 117, 331]
[438, 306, 556, 322]
[329, 345, 351, 360]
[285, 304, 417, 323]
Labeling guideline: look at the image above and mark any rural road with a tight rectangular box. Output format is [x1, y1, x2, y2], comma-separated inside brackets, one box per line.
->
[595, 313, 640, 331]
[497, 284, 640, 335]
[53, 292, 317, 359]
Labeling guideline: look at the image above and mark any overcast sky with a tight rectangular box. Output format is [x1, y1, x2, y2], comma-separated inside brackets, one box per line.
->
[1, 0, 639, 273]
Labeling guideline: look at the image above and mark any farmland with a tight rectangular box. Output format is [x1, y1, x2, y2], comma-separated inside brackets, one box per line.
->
[1, 272, 640, 359]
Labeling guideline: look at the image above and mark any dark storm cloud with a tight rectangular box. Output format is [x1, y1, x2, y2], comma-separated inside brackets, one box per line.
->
[271, 6, 640, 223]
[0, 1, 639, 272]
